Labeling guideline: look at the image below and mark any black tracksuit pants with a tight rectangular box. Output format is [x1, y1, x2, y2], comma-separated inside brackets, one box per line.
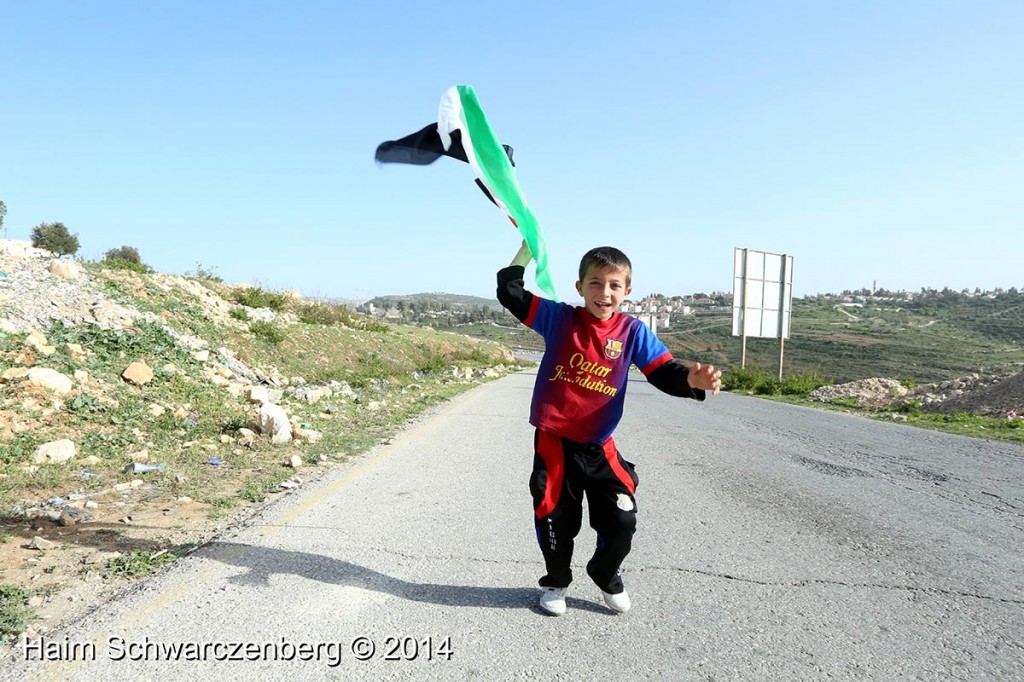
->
[530, 429, 638, 594]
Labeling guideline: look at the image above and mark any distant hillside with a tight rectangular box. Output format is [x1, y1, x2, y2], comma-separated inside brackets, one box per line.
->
[365, 292, 503, 312]
[659, 291, 1024, 384]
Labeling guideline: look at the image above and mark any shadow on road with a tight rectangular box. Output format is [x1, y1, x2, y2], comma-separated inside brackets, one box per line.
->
[201, 541, 611, 614]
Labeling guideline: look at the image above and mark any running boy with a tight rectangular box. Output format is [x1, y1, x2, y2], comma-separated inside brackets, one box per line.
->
[497, 241, 721, 616]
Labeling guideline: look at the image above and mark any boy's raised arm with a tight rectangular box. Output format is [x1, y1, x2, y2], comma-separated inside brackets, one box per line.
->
[497, 240, 535, 323]
[510, 239, 533, 268]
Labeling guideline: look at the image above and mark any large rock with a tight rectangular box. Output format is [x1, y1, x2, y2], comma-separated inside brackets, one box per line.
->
[122, 361, 154, 385]
[26, 368, 74, 394]
[47, 259, 82, 279]
[258, 403, 292, 444]
[32, 439, 77, 465]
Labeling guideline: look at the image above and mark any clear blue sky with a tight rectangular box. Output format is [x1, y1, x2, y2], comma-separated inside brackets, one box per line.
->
[2, 1, 1021, 302]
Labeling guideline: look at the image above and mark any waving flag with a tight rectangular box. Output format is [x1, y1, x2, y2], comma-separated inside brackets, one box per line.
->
[376, 85, 557, 300]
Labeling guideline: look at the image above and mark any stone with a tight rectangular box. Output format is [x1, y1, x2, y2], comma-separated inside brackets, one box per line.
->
[161, 363, 177, 375]
[294, 387, 330, 404]
[1, 367, 28, 381]
[128, 449, 150, 462]
[47, 259, 82, 279]
[73, 370, 90, 383]
[147, 403, 166, 417]
[237, 428, 257, 447]
[26, 367, 74, 394]
[193, 350, 210, 362]
[122, 361, 154, 385]
[246, 386, 271, 404]
[293, 427, 322, 444]
[65, 343, 87, 361]
[29, 536, 56, 550]
[90, 301, 134, 328]
[81, 455, 101, 466]
[31, 439, 76, 465]
[289, 455, 303, 468]
[258, 403, 292, 444]
[25, 330, 56, 355]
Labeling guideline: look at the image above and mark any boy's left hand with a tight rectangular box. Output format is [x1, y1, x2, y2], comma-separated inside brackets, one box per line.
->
[688, 362, 722, 395]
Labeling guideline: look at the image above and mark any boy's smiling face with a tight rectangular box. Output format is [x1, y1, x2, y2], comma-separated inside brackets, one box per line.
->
[576, 264, 632, 321]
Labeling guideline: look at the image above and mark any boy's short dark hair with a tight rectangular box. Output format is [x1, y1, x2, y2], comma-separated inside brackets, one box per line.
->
[579, 246, 632, 285]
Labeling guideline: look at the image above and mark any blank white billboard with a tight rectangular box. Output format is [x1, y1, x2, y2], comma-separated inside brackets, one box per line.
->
[732, 248, 794, 339]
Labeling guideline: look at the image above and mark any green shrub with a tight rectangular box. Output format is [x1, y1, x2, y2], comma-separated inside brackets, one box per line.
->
[233, 287, 287, 311]
[229, 308, 250, 321]
[249, 320, 286, 344]
[721, 366, 772, 392]
[105, 549, 178, 578]
[0, 584, 32, 636]
[103, 245, 142, 265]
[0, 434, 44, 466]
[293, 301, 354, 326]
[781, 371, 830, 395]
[723, 367, 829, 397]
[99, 258, 151, 274]
[754, 377, 783, 395]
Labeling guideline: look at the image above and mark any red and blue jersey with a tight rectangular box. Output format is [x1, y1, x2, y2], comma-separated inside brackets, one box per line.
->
[523, 296, 672, 444]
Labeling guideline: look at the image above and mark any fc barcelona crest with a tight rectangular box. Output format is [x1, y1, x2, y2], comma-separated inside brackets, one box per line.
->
[603, 338, 623, 360]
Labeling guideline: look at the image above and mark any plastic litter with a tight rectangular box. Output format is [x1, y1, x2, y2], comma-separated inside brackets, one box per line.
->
[207, 456, 222, 465]
[48, 497, 65, 507]
[124, 463, 166, 474]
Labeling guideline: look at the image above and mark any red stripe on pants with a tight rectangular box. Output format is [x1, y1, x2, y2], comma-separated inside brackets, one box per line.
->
[602, 437, 635, 495]
[535, 431, 565, 518]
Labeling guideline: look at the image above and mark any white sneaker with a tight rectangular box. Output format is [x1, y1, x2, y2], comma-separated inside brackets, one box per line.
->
[601, 589, 631, 613]
[539, 587, 568, 616]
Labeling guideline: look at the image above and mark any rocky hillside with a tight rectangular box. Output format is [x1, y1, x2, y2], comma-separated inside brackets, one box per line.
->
[0, 240, 520, 641]
[808, 372, 1024, 417]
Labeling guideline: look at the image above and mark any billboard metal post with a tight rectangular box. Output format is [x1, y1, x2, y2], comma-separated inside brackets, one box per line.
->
[778, 254, 788, 379]
[740, 248, 748, 368]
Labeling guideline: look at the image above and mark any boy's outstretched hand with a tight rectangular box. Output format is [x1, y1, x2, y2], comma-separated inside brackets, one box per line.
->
[688, 362, 722, 395]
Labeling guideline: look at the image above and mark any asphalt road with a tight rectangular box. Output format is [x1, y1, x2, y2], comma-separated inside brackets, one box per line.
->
[5, 370, 1023, 681]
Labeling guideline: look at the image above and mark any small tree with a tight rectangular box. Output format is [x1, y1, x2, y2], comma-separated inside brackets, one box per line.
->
[0, 200, 7, 239]
[103, 245, 142, 265]
[30, 222, 80, 257]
